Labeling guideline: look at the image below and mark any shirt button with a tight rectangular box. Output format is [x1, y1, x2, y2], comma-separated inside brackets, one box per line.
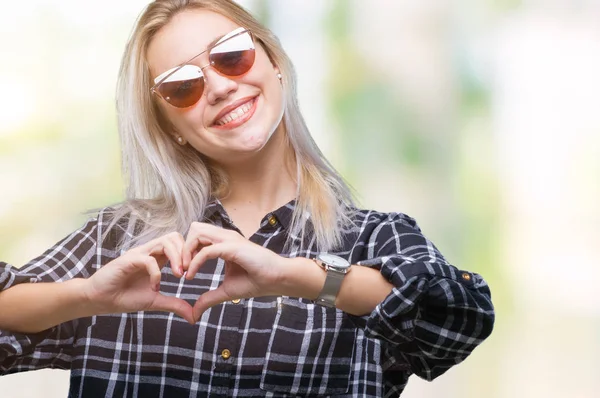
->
[221, 349, 231, 360]
[268, 215, 277, 226]
[461, 272, 471, 282]
[231, 298, 241, 304]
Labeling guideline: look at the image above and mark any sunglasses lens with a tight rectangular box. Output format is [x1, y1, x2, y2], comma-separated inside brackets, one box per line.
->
[156, 65, 205, 108]
[210, 31, 256, 77]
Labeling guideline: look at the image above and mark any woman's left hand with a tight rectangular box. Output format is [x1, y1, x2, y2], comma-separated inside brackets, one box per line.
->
[182, 222, 288, 322]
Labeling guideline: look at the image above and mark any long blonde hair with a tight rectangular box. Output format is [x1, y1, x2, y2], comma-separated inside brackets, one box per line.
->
[109, 0, 355, 252]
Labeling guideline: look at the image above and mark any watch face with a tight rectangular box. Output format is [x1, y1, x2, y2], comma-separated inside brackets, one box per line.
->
[318, 253, 351, 269]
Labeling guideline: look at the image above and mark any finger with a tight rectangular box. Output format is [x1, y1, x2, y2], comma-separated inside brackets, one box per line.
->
[193, 287, 230, 322]
[195, 223, 240, 241]
[182, 237, 212, 273]
[160, 236, 185, 278]
[183, 224, 219, 271]
[151, 295, 195, 325]
[186, 242, 236, 280]
[142, 256, 163, 292]
[119, 254, 163, 292]
[169, 235, 186, 277]
[145, 233, 185, 277]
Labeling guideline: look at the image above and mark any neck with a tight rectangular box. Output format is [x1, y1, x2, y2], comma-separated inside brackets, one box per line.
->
[217, 126, 297, 213]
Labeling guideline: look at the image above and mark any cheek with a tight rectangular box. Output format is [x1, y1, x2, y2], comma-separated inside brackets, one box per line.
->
[267, 79, 285, 124]
[161, 103, 207, 133]
[157, 102, 182, 130]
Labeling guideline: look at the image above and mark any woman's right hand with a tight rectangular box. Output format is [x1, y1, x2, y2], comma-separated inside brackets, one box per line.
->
[84, 232, 194, 324]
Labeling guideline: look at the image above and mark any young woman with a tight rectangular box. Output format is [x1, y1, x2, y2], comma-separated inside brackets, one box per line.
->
[0, 1, 494, 396]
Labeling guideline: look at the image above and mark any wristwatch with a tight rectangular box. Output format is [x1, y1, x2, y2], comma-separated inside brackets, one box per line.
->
[314, 253, 351, 308]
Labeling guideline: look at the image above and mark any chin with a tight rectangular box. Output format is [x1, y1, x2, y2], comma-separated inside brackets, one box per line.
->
[238, 138, 269, 154]
[239, 126, 276, 150]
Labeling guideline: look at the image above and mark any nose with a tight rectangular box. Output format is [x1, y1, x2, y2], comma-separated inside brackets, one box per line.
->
[202, 65, 237, 105]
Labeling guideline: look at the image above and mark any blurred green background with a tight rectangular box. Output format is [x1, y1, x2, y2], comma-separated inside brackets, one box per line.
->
[1, 1, 599, 397]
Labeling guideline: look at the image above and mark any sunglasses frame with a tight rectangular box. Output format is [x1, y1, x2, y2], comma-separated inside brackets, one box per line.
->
[150, 27, 255, 108]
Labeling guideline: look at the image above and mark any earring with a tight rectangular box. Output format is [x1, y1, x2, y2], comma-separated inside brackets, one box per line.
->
[276, 73, 282, 80]
[176, 136, 185, 145]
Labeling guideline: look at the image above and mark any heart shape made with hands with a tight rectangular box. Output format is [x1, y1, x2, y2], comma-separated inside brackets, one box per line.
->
[88, 223, 286, 325]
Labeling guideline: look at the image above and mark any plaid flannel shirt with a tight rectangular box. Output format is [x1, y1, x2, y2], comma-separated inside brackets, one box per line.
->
[0, 200, 494, 397]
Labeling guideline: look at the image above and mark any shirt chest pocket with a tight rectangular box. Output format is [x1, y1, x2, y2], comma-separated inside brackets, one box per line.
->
[260, 297, 357, 395]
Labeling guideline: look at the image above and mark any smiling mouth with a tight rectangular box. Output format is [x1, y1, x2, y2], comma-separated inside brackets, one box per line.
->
[213, 97, 258, 128]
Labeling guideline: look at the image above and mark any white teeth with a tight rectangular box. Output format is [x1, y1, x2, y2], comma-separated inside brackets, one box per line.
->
[216, 99, 254, 126]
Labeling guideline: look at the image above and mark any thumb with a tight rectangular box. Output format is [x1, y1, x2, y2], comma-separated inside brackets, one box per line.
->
[151, 295, 195, 325]
[193, 287, 230, 322]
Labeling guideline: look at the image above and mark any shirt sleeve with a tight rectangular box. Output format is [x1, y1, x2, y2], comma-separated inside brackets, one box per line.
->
[0, 208, 119, 374]
[353, 211, 495, 382]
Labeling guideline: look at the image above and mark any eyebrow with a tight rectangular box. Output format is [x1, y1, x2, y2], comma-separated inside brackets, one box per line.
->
[206, 32, 226, 49]
[178, 32, 225, 66]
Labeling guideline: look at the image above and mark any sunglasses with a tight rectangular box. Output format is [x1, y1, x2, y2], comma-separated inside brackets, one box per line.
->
[150, 27, 256, 108]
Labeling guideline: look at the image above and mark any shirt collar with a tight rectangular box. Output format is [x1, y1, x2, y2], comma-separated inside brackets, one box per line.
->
[203, 197, 298, 230]
[203, 198, 224, 222]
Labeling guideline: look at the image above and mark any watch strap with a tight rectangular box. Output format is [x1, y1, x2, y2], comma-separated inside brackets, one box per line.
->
[315, 269, 346, 308]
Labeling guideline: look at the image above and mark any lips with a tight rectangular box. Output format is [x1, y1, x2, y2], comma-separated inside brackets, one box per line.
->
[211, 96, 258, 127]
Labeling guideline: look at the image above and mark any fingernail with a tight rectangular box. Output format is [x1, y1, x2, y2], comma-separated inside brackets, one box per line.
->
[154, 282, 160, 292]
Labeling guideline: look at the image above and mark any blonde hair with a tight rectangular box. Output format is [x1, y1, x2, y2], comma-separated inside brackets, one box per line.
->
[109, 0, 356, 252]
